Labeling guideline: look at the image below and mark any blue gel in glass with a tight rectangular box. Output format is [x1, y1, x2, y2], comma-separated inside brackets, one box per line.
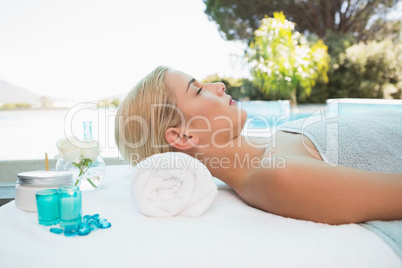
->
[36, 189, 60, 226]
[58, 186, 82, 227]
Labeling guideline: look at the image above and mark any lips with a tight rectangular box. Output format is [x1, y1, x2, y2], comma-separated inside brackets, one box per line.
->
[229, 96, 236, 106]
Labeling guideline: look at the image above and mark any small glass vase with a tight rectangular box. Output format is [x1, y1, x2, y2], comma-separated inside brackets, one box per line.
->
[55, 155, 106, 191]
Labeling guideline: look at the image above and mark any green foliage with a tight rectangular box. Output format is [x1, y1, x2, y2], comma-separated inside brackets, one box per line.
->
[362, 19, 402, 42]
[111, 98, 120, 107]
[204, 0, 401, 103]
[338, 40, 402, 98]
[304, 39, 402, 102]
[15, 103, 32, 108]
[341, 40, 401, 83]
[203, 0, 398, 42]
[1, 102, 32, 109]
[203, 32, 402, 103]
[1, 103, 16, 109]
[323, 31, 357, 58]
[97, 98, 120, 108]
[246, 12, 330, 104]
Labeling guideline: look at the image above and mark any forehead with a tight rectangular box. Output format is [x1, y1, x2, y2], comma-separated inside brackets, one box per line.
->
[164, 69, 193, 96]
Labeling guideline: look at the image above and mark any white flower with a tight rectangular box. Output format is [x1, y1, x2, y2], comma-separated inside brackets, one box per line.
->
[55, 137, 81, 163]
[80, 140, 100, 161]
[55, 136, 100, 163]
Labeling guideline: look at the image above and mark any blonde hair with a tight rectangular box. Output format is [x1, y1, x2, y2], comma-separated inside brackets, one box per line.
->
[115, 66, 183, 165]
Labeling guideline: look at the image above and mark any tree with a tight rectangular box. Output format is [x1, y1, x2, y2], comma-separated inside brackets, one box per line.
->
[304, 38, 402, 102]
[364, 19, 402, 42]
[246, 12, 330, 105]
[203, 0, 399, 42]
[335, 39, 402, 98]
[97, 98, 120, 108]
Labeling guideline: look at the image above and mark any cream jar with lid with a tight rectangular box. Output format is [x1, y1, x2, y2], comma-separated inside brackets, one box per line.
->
[15, 171, 73, 212]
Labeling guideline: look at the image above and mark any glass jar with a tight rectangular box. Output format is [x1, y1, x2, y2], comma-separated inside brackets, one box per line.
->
[15, 171, 73, 212]
[55, 121, 105, 191]
[55, 155, 105, 191]
[36, 189, 60, 225]
[58, 186, 82, 227]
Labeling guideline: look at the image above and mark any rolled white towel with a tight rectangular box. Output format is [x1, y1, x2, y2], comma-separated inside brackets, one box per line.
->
[131, 152, 217, 217]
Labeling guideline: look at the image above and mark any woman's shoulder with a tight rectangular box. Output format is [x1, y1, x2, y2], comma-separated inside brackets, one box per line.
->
[242, 152, 321, 193]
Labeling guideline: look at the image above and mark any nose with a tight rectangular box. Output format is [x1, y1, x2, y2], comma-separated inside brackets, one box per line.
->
[212, 82, 226, 96]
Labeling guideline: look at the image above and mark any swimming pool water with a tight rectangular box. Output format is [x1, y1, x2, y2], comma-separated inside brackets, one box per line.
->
[239, 100, 312, 130]
[241, 99, 402, 131]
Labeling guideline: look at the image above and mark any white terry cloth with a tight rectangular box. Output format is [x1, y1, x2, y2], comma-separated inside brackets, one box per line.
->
[278, 110, 402, 259]
[278, 110, 402, 172]
[1, 165, 401, 268]
[130, 152, 217, 217]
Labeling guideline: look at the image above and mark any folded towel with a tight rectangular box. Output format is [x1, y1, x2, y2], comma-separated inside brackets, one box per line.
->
[278, 110, 402, 172]
[131, 152, 217, 217]
[362, 220, 402, 259]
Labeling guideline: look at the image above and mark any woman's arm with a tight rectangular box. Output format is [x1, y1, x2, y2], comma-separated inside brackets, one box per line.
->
[238, 155, 402, 225]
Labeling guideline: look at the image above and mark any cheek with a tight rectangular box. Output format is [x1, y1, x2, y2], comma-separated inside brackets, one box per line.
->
[186, 100, 216, 117]
[180, 103, 211, 128]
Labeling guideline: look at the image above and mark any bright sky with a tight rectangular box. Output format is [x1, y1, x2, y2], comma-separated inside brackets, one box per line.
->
[0, 0, 249, 101]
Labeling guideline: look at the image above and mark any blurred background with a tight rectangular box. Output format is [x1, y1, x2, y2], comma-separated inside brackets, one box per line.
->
[0, 0, 401, 161]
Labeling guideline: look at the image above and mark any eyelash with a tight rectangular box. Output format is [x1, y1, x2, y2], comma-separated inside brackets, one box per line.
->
[196, 87, 203, 95]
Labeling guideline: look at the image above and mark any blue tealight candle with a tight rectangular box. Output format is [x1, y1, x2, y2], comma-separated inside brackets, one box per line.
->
[36, 189, 60, 226]
[58, 186, 82, 227]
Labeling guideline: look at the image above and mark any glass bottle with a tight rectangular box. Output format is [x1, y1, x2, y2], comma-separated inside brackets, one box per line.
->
[83, 121, 92, 141]
[78, 121, 106, 190]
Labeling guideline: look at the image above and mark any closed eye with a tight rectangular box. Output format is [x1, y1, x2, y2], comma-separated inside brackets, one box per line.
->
[196, 87, 203, 95]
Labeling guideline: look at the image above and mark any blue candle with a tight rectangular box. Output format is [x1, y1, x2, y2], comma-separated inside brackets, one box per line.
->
[58, 186, 82, 227]
[36, 189, 60, 226]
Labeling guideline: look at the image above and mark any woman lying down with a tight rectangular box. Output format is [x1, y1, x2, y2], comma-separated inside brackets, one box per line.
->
[114, 66, 402, 225]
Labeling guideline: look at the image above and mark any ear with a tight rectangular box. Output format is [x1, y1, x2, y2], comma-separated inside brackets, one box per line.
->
[165, 127, 199, 150]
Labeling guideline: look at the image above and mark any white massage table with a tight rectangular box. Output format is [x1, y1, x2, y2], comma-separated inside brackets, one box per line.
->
[0, 165, 401, 267]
